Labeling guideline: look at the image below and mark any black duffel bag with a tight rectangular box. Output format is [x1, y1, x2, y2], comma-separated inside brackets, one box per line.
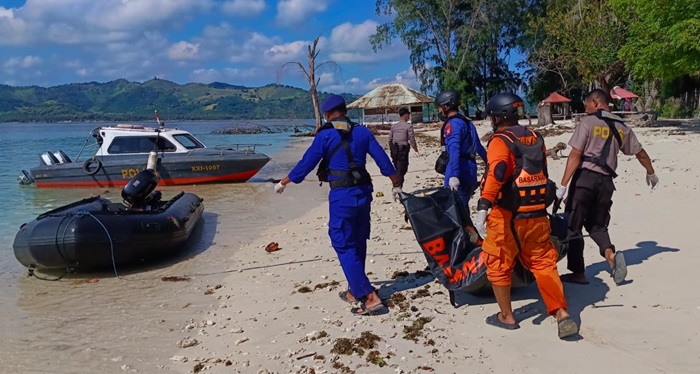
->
[399, 188, 567, 306]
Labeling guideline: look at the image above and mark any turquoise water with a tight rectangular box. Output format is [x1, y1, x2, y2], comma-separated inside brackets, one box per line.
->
[0, 119, 313, 277]
[0, 119, 326, 373]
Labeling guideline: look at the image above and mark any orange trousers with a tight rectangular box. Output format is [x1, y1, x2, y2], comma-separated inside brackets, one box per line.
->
[482, 207, 567, 315]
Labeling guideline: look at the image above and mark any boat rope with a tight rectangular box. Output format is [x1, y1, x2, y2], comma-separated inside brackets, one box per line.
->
[58, 211, 120, 278]
[77, 210, 120, 278]
[26, 264, 69, 281]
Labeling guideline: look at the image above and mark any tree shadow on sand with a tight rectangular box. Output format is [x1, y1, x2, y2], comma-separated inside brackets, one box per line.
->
[442, 241, 679, 340]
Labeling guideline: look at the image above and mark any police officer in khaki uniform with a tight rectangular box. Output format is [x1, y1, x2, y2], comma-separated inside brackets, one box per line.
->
[389, 107, 419, 188]
[557, 89, 659, 285]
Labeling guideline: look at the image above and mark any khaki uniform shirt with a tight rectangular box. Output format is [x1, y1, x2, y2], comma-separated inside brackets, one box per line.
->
[568, 111, 643, 175]
[389, 120, 417, 149]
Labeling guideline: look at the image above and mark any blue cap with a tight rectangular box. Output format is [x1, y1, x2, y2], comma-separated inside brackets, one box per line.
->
[320, 94, 346, 113]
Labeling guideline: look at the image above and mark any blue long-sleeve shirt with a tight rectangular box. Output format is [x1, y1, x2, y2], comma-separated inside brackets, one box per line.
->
[443, 116, 487, 186]
[288, 119, 396, 203]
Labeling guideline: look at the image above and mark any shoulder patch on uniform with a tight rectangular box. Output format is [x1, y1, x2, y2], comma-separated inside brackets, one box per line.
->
[444, 123, 452, 136]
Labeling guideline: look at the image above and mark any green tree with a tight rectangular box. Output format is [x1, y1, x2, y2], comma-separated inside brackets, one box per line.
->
[612, 0, 700, 80]
[371, 1, 483, 96]
[523, 0, 627, 95]
[371, 0, 527, 109]
[610, 0, 700, 112]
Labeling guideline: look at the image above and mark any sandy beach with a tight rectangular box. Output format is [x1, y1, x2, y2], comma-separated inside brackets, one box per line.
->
[166, 120, 700, 374]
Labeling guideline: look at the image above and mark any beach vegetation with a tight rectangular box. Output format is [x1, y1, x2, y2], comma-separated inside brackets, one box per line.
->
[373, 0, 699, 118]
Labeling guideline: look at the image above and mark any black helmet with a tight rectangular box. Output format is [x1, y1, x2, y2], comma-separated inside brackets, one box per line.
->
[485, 93, 525, 119]
[435, 90, 460, 109]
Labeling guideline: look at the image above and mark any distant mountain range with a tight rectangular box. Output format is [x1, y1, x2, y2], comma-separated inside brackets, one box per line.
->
[0, 79, 360, 122]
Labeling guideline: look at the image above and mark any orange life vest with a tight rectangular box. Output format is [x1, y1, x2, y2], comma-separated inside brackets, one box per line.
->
[489, 129, 555, 217]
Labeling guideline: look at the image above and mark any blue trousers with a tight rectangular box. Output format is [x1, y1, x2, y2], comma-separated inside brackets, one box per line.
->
[454, 183, 478, 210]
[328, 192, 374, 299]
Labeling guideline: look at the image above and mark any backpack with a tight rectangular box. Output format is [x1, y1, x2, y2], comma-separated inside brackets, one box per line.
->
[315, 120, 372, 188]
[316, 122, 344, 186]
[490, 129, 556, 217]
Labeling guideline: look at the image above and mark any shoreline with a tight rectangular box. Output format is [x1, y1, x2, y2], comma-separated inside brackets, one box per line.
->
[0, 137, 327, 374]
[170, 121, 699, 373]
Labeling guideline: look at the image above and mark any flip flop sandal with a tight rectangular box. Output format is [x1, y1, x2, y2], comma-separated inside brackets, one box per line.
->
[340, 288, 382, 304]
[560, 273, 590, 285]
[485, 313, 520, 330]
[612, 251, 627, 285]
[338, 290, 355, 304]
[557, 317, 579, 339]
[351, 302, 386, 316]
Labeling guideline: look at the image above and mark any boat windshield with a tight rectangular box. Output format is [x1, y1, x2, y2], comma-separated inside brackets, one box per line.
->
[173, 134, 205, 149]
[108, 136, 177, 154]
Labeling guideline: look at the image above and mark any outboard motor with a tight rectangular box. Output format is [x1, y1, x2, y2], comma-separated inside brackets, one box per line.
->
[18, 170, 34, 185]
[40, 152, 59, 166]
[121, 169, 160, 209]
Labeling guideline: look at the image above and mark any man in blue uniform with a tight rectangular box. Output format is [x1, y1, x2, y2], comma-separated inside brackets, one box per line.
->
[274, 94, 402, 316]
[434, 90, 487, 208]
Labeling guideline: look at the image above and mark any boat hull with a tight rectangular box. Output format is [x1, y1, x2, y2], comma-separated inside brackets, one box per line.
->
[13, 193, 204, 271]
[29, 150, 270, 188]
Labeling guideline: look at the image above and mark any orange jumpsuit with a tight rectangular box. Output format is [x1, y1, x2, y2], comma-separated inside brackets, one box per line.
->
[479, 126, 567, 315]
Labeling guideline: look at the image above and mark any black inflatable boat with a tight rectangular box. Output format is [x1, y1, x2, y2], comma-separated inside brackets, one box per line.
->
[13, 170, 204, 271]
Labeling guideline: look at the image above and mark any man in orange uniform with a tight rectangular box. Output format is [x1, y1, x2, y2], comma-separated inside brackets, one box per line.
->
[474, 93, 578, 339]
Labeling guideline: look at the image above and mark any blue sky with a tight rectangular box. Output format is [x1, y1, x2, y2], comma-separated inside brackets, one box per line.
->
[0, 0, 425, 94]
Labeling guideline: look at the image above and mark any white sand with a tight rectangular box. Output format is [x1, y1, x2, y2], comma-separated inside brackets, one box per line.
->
[170, 121, 700, 374]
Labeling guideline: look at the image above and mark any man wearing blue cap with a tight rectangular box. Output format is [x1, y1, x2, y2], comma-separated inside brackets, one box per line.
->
[275, 94, 402, 316]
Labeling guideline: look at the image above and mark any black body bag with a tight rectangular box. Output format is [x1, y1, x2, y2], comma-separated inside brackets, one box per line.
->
[399, 188, 567, 306]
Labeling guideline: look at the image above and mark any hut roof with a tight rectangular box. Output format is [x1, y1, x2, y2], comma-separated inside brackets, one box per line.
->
[610, 86, 639, 99]
[347, 83, 433, 109]
[543, 92, 571, 103]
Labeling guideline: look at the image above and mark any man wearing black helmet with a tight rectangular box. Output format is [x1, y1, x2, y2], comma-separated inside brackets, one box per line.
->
[475, 92, 578, 339]
[434, 90, 487, 208]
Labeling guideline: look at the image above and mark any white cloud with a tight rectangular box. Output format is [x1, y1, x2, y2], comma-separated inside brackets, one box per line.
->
[327, 20, 408, 63]
[263, 40, 309, 64]
[229, 32, 280, 63]
[4, 55, 42, 69]
[88, 32, 170, 82]
[330, 21, 377, 51]
[0, 0, 214, 45]
[0, 6, 14, 18]
[318, 71, 339, 86]
[2, 55, 45, 83]
[168, 41, 201, 61]
[276, 0, 328, 26]
[318, 67, 421, 94]
[222, 0, 266, 16]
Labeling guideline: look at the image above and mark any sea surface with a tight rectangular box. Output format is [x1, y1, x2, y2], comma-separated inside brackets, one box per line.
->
[0, 119, 327, 373]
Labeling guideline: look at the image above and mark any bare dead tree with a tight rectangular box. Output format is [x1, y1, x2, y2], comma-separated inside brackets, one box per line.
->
[277, 36, 339, 131]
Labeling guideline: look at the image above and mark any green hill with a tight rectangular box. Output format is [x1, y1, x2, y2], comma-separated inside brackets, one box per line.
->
[0, 79, 360, 122]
